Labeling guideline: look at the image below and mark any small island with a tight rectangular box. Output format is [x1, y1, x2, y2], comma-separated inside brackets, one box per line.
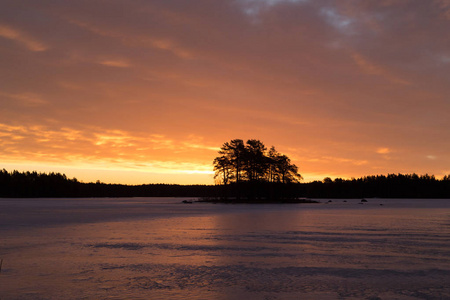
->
[206, 139, 314, 203]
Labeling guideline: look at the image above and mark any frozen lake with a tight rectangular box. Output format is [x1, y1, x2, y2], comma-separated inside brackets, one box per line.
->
[1, 198, 449, 299]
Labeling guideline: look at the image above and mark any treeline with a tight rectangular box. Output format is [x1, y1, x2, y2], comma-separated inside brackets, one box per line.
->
[304, 174, 450, 198]
[1, 169, 450, 198]
[0, 169, 220, 198]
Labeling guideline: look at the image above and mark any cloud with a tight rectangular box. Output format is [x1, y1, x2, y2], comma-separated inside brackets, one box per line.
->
[239, 0, 309, 16]
[0, 24, 48, 51]
[351, 53, 410, 85]
[0, 123, 216, 176]
[0, 92, 48, 107]
[321, 156, 368, 166]
[377, 148, 390, 154]
[68, 18, 193, 59]
[320, 6, 354, 32]
[98, 59, 131, 68]
[435, 0, 450, 19]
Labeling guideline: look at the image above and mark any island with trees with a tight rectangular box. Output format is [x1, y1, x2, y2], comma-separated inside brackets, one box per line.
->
[207, 138, 314, 203]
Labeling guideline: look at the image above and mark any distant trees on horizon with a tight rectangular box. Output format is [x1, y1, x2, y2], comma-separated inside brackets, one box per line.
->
[1, 168, 449, 199]
[0, 169, 218, 198]
[309, 173, 450, 198]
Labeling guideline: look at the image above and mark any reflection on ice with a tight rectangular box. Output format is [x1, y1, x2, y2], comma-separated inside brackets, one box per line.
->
[0, 198, 449, 299]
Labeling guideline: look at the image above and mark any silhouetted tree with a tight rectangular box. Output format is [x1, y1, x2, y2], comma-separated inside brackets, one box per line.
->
[243, 139, 267, 182]
[272, 154, 302, 183]
[215, 139, 246, 185]
[213, 156, 233, 185]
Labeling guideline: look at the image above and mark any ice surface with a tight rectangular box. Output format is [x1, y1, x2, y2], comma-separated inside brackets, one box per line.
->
[0, 198, 449, 299]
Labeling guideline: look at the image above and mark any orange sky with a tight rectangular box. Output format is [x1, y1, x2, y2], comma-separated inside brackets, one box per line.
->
[1, 0, 449, 184]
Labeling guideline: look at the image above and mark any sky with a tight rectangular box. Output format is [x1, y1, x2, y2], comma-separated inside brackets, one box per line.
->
[1, 0, 449, 185]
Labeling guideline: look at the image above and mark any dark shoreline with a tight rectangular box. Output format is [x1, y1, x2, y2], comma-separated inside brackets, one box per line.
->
[2, 170, 450, 198]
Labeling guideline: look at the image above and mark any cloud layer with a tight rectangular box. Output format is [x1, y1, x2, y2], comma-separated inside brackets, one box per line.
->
[0, 0, 449, 183]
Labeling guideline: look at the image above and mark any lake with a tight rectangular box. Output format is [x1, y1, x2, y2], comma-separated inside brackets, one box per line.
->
[0, 198, 449, 299]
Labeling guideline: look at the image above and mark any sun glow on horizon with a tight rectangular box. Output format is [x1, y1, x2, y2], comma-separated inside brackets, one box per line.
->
[0, 162, 215, 185]
[1, 119, 449, 184]
[0, 160, 357, 185]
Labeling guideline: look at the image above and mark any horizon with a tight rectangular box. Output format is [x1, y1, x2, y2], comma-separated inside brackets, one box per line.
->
[1, 1, 449, 185]
[1, 167, 447, 186]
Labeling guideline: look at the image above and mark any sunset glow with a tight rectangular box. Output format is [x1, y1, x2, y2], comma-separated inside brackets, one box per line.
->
[1, 0, 449, 184]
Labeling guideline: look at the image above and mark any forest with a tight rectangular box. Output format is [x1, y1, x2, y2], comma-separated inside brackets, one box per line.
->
[1, 169, 450, 199]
